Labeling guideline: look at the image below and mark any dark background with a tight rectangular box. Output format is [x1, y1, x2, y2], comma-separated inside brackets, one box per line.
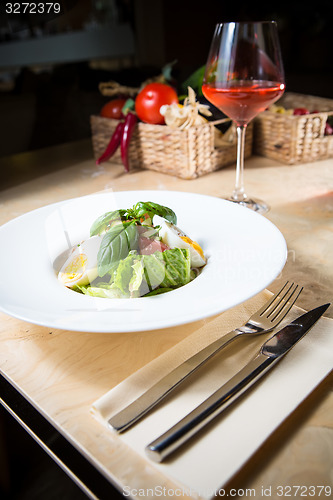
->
[0, 1, 332, 498]
[0, 0, 332, 158]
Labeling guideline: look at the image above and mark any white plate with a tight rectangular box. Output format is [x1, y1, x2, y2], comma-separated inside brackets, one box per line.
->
[0, 190, 287, 333]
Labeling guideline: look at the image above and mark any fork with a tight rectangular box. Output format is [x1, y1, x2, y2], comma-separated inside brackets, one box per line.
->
[108, 281, 302, 432]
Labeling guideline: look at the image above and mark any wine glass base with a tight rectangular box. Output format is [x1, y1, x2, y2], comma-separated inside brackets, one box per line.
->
[223, 196, 270, 214]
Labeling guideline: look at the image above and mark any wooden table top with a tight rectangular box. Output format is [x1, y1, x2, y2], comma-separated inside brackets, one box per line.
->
[0, 139, 332, 498]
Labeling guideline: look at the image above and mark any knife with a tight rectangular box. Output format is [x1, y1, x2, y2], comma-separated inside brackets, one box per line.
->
[145, 303, 329, 462]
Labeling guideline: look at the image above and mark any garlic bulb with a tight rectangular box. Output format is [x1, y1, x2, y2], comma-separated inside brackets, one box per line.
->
[160, 87, 212, 129]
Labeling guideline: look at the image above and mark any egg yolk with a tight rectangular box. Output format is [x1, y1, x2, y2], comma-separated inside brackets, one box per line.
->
[60, 254, 87, 283]
[181, 236, 205, 259]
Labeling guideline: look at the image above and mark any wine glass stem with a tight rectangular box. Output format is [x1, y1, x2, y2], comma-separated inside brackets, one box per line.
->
[232, 124, 247, 202]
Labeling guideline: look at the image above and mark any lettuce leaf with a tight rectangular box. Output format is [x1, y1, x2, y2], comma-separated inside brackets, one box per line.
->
[74, 248, 192, 298]
[113, 252, 147, 297]
[143, 248, 191, 291]
[161, 248, 191, 287]
[75, 284, 127, 299]
[113, 252, 137, 294]
[129, 259, 146, 295]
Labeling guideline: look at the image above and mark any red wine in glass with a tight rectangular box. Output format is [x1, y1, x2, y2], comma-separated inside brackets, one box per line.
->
[202, 22, 285, 213]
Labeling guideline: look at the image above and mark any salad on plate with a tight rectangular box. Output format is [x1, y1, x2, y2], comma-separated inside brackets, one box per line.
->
[58, 201, 207, 298]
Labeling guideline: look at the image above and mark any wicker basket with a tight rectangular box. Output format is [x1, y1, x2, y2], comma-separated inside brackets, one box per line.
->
[254, 92, 333, 164]
[90, 115, 253, 179]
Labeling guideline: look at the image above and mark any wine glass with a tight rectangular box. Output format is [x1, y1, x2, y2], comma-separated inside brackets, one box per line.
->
[202, 21, 285, 213]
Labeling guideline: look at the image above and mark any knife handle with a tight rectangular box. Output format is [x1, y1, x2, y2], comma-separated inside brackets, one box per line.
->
[145, 354, 276, 462]
[108, 329, 242, 432]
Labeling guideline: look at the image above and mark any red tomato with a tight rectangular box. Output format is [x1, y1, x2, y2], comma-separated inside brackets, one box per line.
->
[135, 83, 178, 124]
[100, 99, 127, 119]
[293, 108, 310, 116]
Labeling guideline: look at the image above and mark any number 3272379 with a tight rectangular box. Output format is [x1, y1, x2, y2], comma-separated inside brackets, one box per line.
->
[5, 3, 61, 15]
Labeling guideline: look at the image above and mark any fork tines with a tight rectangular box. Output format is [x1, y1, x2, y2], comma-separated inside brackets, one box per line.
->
[261, 281, 303, 324]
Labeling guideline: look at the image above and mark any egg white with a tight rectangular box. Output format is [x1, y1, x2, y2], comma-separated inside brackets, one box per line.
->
[58, 235, 102, 287]
[157, 218, 206, 268]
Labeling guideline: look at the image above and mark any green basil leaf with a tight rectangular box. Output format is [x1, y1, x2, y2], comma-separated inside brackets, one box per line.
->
[90, 209, 127, 236]
[133, 201, 177, 224]
[97, 221, 139, 276]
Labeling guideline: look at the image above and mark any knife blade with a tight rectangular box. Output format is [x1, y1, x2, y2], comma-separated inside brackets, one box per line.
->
[145, 303, 329, 462]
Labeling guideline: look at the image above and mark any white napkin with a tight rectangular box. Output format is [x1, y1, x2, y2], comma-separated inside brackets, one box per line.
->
[91, 291, 333, 499]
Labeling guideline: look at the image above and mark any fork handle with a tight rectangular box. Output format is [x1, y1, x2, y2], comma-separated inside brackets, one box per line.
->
[108, 329, 241, 432]
[146, 353, 275, 462]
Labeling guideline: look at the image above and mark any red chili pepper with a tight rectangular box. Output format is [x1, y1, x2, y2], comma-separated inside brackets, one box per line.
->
[120, 112, 137, 172]
[96, 121, 125, 165]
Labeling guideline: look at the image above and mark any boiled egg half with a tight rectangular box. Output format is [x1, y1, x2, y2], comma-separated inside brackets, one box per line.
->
[157, 218, 206, 268]
[58, 235, 102, 288]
